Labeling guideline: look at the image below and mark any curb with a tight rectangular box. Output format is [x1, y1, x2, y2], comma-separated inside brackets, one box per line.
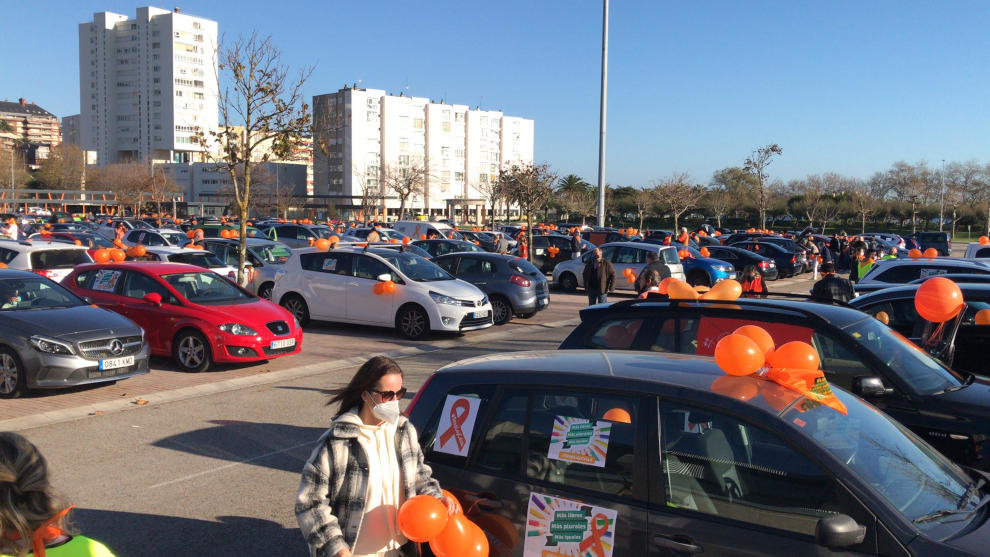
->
[2, 317, 580, 432]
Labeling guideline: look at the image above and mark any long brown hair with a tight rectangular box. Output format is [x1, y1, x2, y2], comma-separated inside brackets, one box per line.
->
[0, 433, 63, 557]
[328, 356, 403, 417]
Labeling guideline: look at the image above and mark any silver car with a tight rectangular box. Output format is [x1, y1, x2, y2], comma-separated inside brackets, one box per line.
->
[0, 269, 150, 398]
[551, 242, 685, 292]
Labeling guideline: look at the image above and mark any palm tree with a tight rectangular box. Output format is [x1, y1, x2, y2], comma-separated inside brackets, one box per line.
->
[556, 174, 590, 195]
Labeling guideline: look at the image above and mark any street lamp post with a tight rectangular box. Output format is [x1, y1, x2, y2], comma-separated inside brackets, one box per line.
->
[596, 0, 608, 227]
[910, 194, 919, 235]
[939, 159, 945, 232]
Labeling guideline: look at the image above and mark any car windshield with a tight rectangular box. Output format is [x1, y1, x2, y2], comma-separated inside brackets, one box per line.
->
[842, 317, 964, 395]
[378, 252, 452, 282]
[0, 276, 83, 311]
[162, 272, 251, 304]
[168, 252, 226, 269]
[30, 249, 91, 269]
[249, 244, 291, 264]
[161, 231, 187, 245]
[77, 235, 114, 249]
[787, 389, 983, 538]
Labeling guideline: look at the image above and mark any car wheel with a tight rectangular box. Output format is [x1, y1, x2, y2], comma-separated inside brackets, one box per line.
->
[559, 272, 578, 292]
[687, 271, 710, 287]
[173, 330, 212, 373]
[280, 294, 310, 326]
[491, 296, 512, 325]
[0, 348, 26, 399]
[257, 282, 274, 300]
[396, 305, 430, 340]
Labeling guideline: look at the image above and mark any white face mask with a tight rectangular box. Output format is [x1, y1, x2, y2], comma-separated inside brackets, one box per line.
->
[371, 399, 401, 424]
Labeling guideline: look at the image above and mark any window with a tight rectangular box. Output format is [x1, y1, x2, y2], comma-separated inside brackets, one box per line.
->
[660, 401, 839, 535]
[613, 246, 646, 265]
[648, 317, 698, 353]
[413, 118, 424, 129]
[456, 257, 494, 275]
[811, 332, 872, 390]
[589, 318, 644, 350]
[455, 148, 465, 158]
[121, 271, 174, 302]
[418, 384, 496, 467]
[455, 112, 465, 122]
[353, 255, 393, 281]
[367, 98, 377, 108]
[300, 252, 353, 275]
[398, 155, 409, 165]
[475, 390, 528, 476]
[399, 140, 409, 152]
[454, 172, 464, 182]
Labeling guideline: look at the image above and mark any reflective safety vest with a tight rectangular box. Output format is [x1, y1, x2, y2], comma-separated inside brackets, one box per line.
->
[880, 254, 896, 260]
[858, 259, 876, 277]
[1, 536, 116, 557]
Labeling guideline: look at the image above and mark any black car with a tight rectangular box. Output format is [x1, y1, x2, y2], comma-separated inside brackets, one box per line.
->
[704, 245, 779, 280]
[411, 239, 486, 258]
[559, 297, 990, 470]
[914, 232, 953, 256]
[753, 237, 810, 272]
[456, 230, 497, 252]
[730, 240, 803, 277]
[408, 350, 990, 556]
[432, 252, 549, 324]
[850, 284, 990, 377]
[516, 234, 594, 274]
[721, 232, 774, 245]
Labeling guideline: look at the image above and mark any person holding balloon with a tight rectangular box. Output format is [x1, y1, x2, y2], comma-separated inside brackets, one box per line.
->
[296, 356, 456, 557]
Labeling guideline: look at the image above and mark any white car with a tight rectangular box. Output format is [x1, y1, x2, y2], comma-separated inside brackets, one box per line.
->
[0, 239, 93, 282]
[853, 258, 990, 293]
[551, 242, 685, 292]
[132, 246, 239, 281]
[271, 245, 493, 339]
[964, 242, 990, 260]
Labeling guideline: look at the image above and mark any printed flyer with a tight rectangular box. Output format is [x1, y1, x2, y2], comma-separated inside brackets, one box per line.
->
[524, 492, 617, 557]
[547, 416, 610, 468]
[92, 269, 121, 292]
[432, 394, 481, 457]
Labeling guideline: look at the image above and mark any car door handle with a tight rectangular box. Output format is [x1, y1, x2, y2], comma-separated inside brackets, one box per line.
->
[653, 534, 701, 554]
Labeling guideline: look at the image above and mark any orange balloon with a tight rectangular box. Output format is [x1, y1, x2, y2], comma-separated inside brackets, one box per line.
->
[678, 249, 690, 259]
[625, 273, 635, 284]
[767, 341, 820, 371]
[314, 238, 331, 251]
[373, 282, 385, 295]
[914, 276, 964, 322]
[875, 311, 890, 325]
[187, 243, 203, 250]
[93, 249, 111, 263]
[110, 248, 126, 262]
[463, 520, 489, 557]
[0, 262, 8, 269]
[187, 230, 195, 239]
[402, 236, 411, 245]
[699, 247, 711, 257]
[74, 240, 82, 246]
[974, 309, 990, 325]
[657, 277, 674, 295]
[397, 495, 448, 543]
[700, 278, 742, 301]
[383, 280, 397, 294]
[733, 325, 775, 355]
[923, 247, 939, 258]
[420, 234, 427, 240]
[666, 278, 699, 300]
[429, 513, 475, 557]
[441, 489, 463, 515]
[711, 375, 760, 401]
[602, 407, 632, 423]
[908, 248, 922, 259]
[980, 236, 989, 245]
[714, 334, 765, 376]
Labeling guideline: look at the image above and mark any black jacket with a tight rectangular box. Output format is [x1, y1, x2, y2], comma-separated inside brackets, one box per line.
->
[811, 273, 855, 303]
[583, 259, 615, 294]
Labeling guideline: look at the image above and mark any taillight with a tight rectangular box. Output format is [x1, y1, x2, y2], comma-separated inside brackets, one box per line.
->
[404, 372, 435, 416]
[32, 269, 56, 279]
[791, 256, 796, 264]
[759, 261, 769, 269]
[510, 274, 531, 287]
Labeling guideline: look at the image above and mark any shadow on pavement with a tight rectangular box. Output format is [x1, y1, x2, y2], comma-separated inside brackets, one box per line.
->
[151, 420, 325, 474]
[71, 508, 305, 556]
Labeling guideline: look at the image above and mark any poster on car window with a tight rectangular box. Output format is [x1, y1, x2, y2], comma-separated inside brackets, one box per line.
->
[92, 269, 121, 292]
[525, 492, 617, 557]
[547, 416, 610, 468]
[919, 268, 948, 278]
[695, 317, 813, 356]
[432, 394, 481, 457]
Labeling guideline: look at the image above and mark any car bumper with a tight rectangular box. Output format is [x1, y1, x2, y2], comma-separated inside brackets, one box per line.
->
[28, 343, 151, 389]
[712, 272, 737, 283]
[510, 290, 550, 315]
[760, 268, 780, 281]
[211, 329, 303, 363]
[430, 303, 494, 332]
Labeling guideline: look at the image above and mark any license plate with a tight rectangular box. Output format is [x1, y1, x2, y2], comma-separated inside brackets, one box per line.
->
[270, 338, 296, 350]
[99, 356, 134, 370]
[471, 310, 489, 319]
[538, 298, 549, 307]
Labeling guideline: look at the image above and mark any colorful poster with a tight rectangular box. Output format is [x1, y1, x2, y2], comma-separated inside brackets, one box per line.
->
[547, 416, 610, 468]
[432, 394, 481, 457]
[92, 270, 121, 292]
[524, 492, 617, 557]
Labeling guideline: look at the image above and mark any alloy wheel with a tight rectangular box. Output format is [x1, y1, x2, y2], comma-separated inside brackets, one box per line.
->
[0, 353, 18, 395]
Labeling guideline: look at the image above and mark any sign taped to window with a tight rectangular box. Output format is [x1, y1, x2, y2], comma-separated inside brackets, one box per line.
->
[919, 268, 948, 278]
[92, 269, 121, 292]
[547, 416, 610, 468]
[321, 257, 337, 272]
[433, 394, 481, 457]
[524, 492, 617, 557]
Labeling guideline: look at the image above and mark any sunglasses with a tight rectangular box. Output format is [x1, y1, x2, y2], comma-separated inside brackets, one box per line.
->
[368, 388, 407, 402]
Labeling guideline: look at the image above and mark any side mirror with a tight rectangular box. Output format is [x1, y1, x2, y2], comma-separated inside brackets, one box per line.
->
[377, 273, 391, 282]
[815, 514, 866, 549]
[82, 296, 92, 304]
[852, 376, 891, 397]
[144, 292, 163, 306]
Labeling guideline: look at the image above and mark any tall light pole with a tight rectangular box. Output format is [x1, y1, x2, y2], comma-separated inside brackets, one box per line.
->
[596, 0, 609, 227]
[938, 159, 945, 232]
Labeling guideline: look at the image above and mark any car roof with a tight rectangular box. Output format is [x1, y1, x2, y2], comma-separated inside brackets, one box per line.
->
[0, 268, 49, 279]
[73, 261, 206, 275]
[581, 296, 864, 326]
[1, 240, 88, 252]
[143, 246, 209, 255]
[437, 349, 808, 417]
[851, 282, 990, 304]
[204, 237, 280, 246]
[433, 252, 516, 261]
[869, 258, 989, 271]
[599, 241, 673, 250]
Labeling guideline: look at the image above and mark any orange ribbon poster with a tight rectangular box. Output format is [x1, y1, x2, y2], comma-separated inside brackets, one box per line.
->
[525, 492, 617, 557]
[433, 395, 480, 457]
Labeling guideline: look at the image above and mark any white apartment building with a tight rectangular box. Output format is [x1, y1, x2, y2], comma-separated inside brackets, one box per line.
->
[313, 86, 534, 221]
[78, 7, 218, 166]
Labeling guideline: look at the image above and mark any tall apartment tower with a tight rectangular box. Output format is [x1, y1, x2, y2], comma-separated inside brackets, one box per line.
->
[78, 7, 218, 166]
[313, 86, 534, 220]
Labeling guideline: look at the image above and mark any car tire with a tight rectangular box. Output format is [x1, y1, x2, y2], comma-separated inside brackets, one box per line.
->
[491, 295, 512, 326]
[687, 271, 711, 287]
[0, 348, 27, 399]
[173, 330, 212, 373]
[396, 305, 430, 340]
[280, 294, 310, 326]
[559, 272, 578, 292]
[257, 282, 275, 300]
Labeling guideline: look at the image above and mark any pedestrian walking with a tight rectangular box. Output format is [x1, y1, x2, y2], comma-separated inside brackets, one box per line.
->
[570, 229, 583, 259]
[810, 262, 856, 303]
[740, 265, 768, 297]
[296, 356, 455, 557]
[634, 251, 671, 294]
[494, 232, 508, 254]
[0, 432, 116, 557]
[582, 248, 615, 305]
[801, 236, 821, 280]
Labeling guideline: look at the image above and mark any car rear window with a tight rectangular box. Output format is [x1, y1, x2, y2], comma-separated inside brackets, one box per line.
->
[589, 318, 644, 349]
[168, 252, 225, 268]
[508, 258, 541, 275]
[30, 249, 91, 269]
[692, 317, 813, 356]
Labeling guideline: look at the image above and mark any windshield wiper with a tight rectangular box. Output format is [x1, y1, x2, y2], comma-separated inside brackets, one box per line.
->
[914, 490, 990, 525]
[958, 479, 986, 509]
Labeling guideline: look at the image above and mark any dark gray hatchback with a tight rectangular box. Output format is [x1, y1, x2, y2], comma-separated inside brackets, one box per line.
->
[406, 350, 990, 556]
[432, 253, 549, 325]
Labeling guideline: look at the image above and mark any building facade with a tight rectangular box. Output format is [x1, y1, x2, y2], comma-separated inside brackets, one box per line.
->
[0, 98, 61, 167]
[78, 7, 218, 166]
[158, 161, 308, 218]
[313, 86, 533, 221]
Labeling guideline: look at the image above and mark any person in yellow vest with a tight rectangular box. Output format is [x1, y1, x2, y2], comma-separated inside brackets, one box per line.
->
[850, 249, 876, 283]
[0, 433, 115, 557]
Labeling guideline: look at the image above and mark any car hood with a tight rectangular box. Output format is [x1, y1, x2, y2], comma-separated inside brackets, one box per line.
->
[933, 374, 990, 417]
[195, 298, 294, 327]
[422, 278, 486, 301]
[3, 305, 141, 341]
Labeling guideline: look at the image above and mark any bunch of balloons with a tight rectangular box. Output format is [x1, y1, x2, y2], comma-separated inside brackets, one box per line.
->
[678, 249, 691, 260]
[398, 492, 488, 557]
[373, 280, 397, 295]
[622, 268, 635, 284]
[546, 246, 560, 257]
[220, 229, 239, 239]
[699, 247, 711, 258]
[908, 248, 922, 259]
[126, 245, 147, 258]
[663, 277, 742, 301]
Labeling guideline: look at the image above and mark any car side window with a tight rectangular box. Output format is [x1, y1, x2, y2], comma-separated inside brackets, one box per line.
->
[613, 247, 643, 264]
[433, 257, 458, 273]
[650, 317, 700, 354]
[874, 266, 921, 283]
[419, 384, 496, 468]
[811, 333, 873, 391]
[144, 233, 165, 246]
[353, 255, 392, 281]
[121, 271, 174, 303]
[711, 249, 736, 261]
[660, 401, 839, 536]
[73, 269, 94, 289]
[299, 253, 353, 275]
[588, 318, 644, 349]
[527, 390, 638, 497]
[474, 390, 529, 477]
[600, 246, 616, 261]
[295, 227, 312, 240]
[457, 258, 494, 275]
[977, 247, 990, 258]
[126, 231, 142, 243]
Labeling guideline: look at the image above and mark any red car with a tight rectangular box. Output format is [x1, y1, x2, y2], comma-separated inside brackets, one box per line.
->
[63, 262, 303, 372]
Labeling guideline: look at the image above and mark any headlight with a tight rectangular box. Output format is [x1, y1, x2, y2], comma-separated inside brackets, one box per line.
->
[429, 291, 459, 305]
[219, 323, 258, 336]
[718, 265, 734, 272]
[30, 335, 75, 355]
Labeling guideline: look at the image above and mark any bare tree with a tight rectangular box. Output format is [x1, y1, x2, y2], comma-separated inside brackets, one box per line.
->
[945, 161, 984, 239]
[88, 162, 149, 215]
[146, 165, 180, 215]
[0, 149, 31, 199]
[703, 185, 732, 228]
[475, 175, 505, 228]
[848, 181, 877, 234]
[743, 143, 782, 229]
[193, 32, 311, 285]
[500, 163, 556, 262]
[252, 166, 302, 219]
[651, 172, 704, 232]
[884, 161, 935, 234]
[380, 160, 429, 221]
[560, 188, 597, 226]
[34, 144, 85, 190]
[631, 187, 653, 231]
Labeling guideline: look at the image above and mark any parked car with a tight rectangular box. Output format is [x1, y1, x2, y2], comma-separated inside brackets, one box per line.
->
[411, 239, 486, 258]
[0, 240, 93, 282]
[729, 240, 804, 278]
[344, 227, 409, 243]
[721, 232, 773, 245]
[201, 238, 291, 299]
[63, 262, 301, 372]
[703, 245, 779, 281]
[906, 273, 990, 286]
[850, 283, 990, 377]
[551, 242, 685, 293]
[455, 230, 497, 252]
[677, 246, 737, 286]
[129, 246, 238, 281]
[392, 220, 463, 241]
[583, 229, 627, 246]
[96, 219, 154, 240]
[197, 223, 264, 240]
[854, 259, 990, 293]
[433, 252, 549, 325]
[914, 231, 952, 256]
[863, 232, 906, 250]
[353, 241, 434, 260]
[271, 246, 492, 339]
[964, 242, 990, 260]
[516, 234, 595, 274]
[26, 232, 115, 259]
[0, 269, 149, 397]
[125, 228, 189, 248]
[257, 223, 330, 248]
[408, 350, 990, 556]
[749, 237, 810, 272]
[558, 296, 990, 470]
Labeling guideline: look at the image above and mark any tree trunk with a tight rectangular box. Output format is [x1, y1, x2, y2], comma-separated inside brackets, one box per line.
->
[638, 213, 644, 231]
[673, 212, 679, 232]
[951, 208, 957, 239]
[861, 214, 866, 234]
[398, 197, 407, 222]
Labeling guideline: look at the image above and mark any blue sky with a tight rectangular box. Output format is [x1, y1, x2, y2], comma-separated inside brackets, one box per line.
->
[4, 1, 989, 185]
